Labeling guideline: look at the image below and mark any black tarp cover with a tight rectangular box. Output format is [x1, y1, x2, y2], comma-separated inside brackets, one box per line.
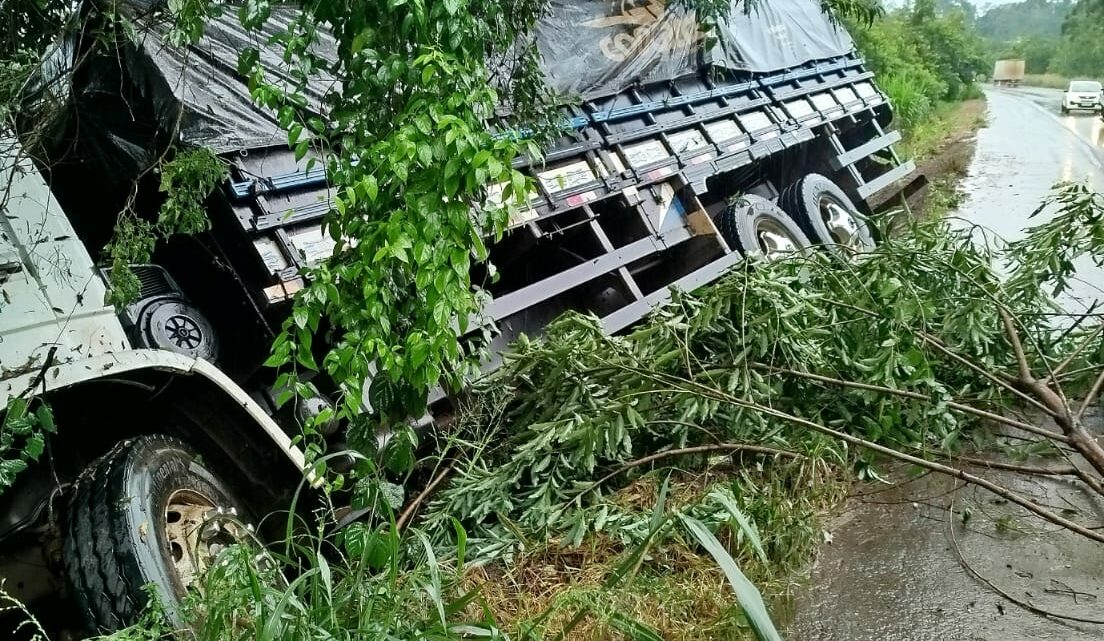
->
[122, 3, 338, 153]
[535, 0, 855, 99]
[51, 0, 851, 154]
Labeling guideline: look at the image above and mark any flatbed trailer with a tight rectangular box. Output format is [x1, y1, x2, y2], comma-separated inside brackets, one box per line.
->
[221, 49, 914, 402]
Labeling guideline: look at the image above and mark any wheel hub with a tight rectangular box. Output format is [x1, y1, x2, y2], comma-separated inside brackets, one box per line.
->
[163, 490, 242, 590]
[164, 315, 204, 350]
[755, 219, 800, 258]
[819, 198, 863, 248]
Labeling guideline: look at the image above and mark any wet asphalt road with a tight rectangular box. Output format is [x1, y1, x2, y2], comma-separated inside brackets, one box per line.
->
[788, 88, 1104, 640]
[954, 86, 1104, 311]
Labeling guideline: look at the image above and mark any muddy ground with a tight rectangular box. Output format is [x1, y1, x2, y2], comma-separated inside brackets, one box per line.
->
[788, 87, 1104, 640]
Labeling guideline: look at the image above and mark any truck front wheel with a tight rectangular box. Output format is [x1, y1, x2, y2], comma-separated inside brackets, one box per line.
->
[63, 435, 248, 634]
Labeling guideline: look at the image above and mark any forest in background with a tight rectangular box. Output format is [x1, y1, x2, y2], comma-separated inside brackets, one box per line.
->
[852, 0, 1103, 150]
[978, 0, 1103, 78]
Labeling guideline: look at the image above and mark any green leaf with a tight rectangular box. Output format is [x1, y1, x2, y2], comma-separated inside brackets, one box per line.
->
[298, 327, 314, 354]
[6, 398, 27, 421]
[680, 515, 784, 641]
[0, 459, 28, 488]
[237, 47, 260, 75]
[444, 172, 460, 196]
[277, 105, 295, 129]
[607, 612, 665, 641]
[23, 435, 45, 461]
[711, 490, 768, 565]
[451, 517, 467, 572]
[296, 345, 319, 371]
[35, 406, 55, 435]
[288, 122, 304, 146]
[274, 387, 295, 408]
[362, 175, 379, 202]
[294, 140, 310, 162]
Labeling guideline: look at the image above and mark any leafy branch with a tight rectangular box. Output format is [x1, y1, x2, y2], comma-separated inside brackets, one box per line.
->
[104, 148, 227, 308]
[414, 184, 1104, 557]
[0, 398, 55, 492]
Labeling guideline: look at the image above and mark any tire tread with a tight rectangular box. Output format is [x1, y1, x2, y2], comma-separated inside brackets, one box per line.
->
[63, 437, 186, 632]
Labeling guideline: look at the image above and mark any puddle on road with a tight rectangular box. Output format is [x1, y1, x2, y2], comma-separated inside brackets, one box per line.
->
[789, 466, 1104, 641]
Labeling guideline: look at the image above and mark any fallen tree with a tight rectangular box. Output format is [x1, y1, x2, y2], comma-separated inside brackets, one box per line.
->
[412, 183, 1104, 557]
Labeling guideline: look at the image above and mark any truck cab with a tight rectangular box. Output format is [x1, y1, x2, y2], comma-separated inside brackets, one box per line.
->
[0, 136, 308, 636]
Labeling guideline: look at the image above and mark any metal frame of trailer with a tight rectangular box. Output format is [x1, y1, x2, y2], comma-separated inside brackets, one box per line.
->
[218, 52, 915, 367]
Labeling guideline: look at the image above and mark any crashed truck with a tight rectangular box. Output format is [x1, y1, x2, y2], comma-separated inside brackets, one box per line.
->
[0, 0, 918, 634]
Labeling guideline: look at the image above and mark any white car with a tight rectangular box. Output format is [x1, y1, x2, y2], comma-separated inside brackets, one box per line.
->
[1061, 80, 1103, 114]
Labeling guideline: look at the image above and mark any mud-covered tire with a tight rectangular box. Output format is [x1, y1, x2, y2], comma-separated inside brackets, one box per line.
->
[716, 194, 811, 258]
[63, 435, 246, 634]
[779, 173, 875, 252]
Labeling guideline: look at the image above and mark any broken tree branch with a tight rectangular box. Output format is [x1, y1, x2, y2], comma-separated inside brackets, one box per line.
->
[1000, 307, 1034, 383]
[631, 367, 1104, 544]
[951, 456, 1079, 477]
[918, 332, 1061, 419]
[1074, 366, 1104, 421]
[823, 296, 1060, 418]
[1043, 323, 1104, 385]
[754, 364, 1072, 444]
[396, 461, 455, 531]
[998, 308, 1104, 481]
[577, 443, 805, 499]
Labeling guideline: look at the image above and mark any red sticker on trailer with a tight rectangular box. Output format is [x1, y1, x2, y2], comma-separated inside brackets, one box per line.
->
[565, 191, 596, 207]
[647, 167, 672, 181]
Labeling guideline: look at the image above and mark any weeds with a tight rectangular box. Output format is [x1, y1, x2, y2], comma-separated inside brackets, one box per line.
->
[1, 584, 49, 641]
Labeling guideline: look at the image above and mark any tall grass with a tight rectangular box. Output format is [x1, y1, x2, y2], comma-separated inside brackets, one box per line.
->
[881, 72, 941, 128]
[58, 463, 792, 641]
[1022, 74, 1070, 89]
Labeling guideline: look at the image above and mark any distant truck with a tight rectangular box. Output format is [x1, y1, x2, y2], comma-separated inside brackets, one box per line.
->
[2, 0, 918, 636]
[993, 59, 1026, 87]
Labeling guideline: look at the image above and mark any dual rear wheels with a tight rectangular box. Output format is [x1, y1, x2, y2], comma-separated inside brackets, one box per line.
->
[716, 173, 874, 258]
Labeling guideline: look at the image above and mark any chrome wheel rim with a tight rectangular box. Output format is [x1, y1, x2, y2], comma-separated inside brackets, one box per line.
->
[163, 490, 241, 590]
[819, 197, 865, 248]
[755, 218, 800, 258]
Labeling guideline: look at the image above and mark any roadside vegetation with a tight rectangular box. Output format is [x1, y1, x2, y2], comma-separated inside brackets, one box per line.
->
[3, 1, 1103, 640]
[846, 0, 987, 160]
[72, 183, 1104, 641]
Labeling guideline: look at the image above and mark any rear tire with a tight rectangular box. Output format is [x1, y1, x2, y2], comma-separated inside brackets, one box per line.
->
[63, 435, 248, 634]
[779, 174, 875, 253]
[716, 195, 810, 259]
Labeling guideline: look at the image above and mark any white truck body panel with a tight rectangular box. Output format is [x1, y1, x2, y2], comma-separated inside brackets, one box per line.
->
[0, 137, 307, 472]
[0, 137, 129, 376]
[0, 349, 307, 472]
